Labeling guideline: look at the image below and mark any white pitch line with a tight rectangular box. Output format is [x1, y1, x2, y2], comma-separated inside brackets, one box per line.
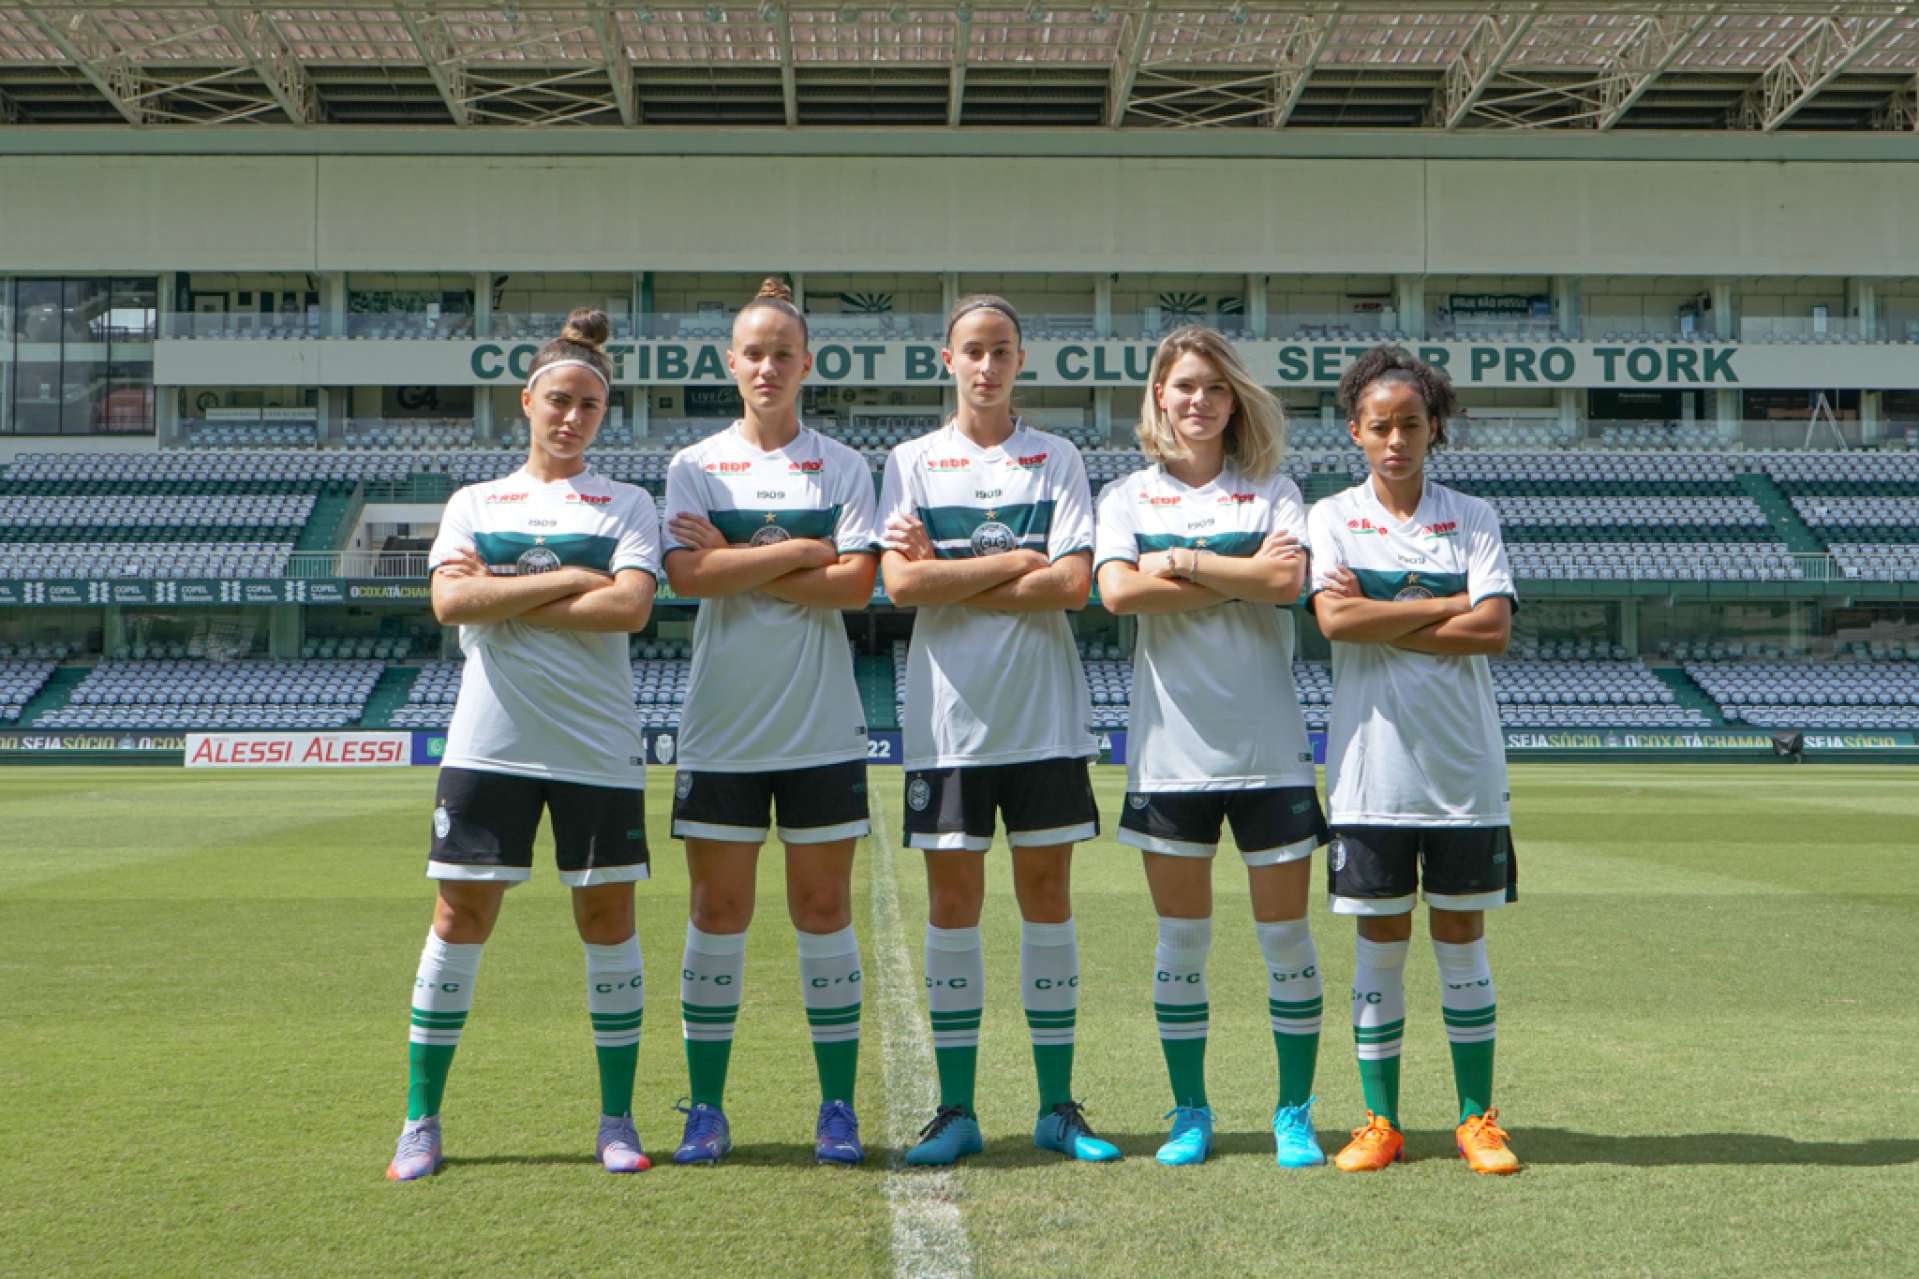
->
[870, 792, 975, 1279]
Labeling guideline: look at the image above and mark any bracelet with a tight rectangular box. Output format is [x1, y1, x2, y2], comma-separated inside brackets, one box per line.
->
[1185, 549, 1201, 583]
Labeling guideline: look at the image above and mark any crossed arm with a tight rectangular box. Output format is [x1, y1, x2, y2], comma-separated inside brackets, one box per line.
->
[431, 547, 656, 632]
[879, 513, 1090, 611]
[1310, 565, 1512, 656]
[1098, 532, 1305, 616]
[664, 512, 878, 610]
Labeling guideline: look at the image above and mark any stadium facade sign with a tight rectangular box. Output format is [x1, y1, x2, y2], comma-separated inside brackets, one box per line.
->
[0, 579, 430, 607]
[154, 339, 1919, 391]
[185, 731, 413, 768]
[1503, 730, 1919, 753]
[0, 733, 184, 755]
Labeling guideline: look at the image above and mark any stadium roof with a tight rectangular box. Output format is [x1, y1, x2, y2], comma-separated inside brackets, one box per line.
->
[0, 2, 1915, 133]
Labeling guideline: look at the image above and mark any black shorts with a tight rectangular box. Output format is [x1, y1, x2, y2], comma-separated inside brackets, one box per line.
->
[670, 759, 870, 845]
[1327, 824, 1517, 916]
[428, 766, 649, 887]
[902, 757, 1100, 852]
[1118, 786, 1328, 865]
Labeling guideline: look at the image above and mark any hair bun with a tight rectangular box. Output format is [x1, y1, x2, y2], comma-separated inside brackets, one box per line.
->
[559, 306, 610, 350]
[753, 276, 794, 305]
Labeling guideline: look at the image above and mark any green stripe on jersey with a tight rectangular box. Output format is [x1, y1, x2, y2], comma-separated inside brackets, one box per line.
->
[708, 506, 840, 545]
[474, 531, 618, 573]
[1351, 567, 1468, 602]
[918, 501, 1055, 557]
[1134, 531, 1264, 558]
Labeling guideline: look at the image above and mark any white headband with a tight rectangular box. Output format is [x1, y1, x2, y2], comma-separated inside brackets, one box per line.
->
[527, 358, 611, 393]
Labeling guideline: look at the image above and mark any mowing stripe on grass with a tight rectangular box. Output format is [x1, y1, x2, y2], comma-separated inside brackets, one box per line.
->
[870, 794, 975, 1279]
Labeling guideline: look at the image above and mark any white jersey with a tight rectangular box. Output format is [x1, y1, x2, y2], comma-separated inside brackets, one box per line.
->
[1094, 464, 1316, 793]
[663, 422, 879, 772]
[430, 466, 663, 790]
[879, 421, 1097, 770]
[1306, 478, 1517, 826]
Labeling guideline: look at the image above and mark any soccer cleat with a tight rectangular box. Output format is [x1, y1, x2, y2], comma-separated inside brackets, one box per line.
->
[815, 1099, 864, 1167]
[671, 1100, 732, 1166]
[386, 1116, 443, 1182]
[1456, 1108, 1521, 1175]
[1333, 1112, 1404, 1173]
[1155, 1105, 1213, 1167]
[1272, 1096, 1327, 1168]
[903, 1105, 983, 1167]
[1034, 1100, 1122, 1163]
[597, 1113, 651, 1174]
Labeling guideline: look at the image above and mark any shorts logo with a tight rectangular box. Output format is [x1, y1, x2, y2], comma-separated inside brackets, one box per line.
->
[1330, 837, 1347, 873]
[1127, 793, 1149, 811]
[907, 778, 932, 812]
[516, 544, 562, 574]
[1290, 799, 1311, 815]
[432, 805, 451, 840]
[653, 733, 676, 764]
[674, 772, 693, 800]
[970, 518, 1017, 557]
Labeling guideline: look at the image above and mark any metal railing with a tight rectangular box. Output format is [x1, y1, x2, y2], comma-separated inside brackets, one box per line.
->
[285, 550, 430, 579]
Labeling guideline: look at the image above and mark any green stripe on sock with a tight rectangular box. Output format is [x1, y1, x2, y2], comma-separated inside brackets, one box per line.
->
[1442, 1006, 1498, 1026]
[806, 1003, 862, 1019]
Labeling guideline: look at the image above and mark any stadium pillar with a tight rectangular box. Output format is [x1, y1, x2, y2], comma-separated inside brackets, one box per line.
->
[633, 385, 650, 443]
[1846, 277, 1879, 341]
[317, 388, 342, 446]
[1394, 276, 1425, 339]
[321, 272, 345, 337]
[1246, 275, 1268, 339]
[1552, 277, 1581, 339]
[1862, 390, 1885, 445]
[1716, 388, 1740, 445]
[1620, 600, 1639, 655]
[791, 273, 806, 311]
[1556, 389, 1581, 441]
[1095, 388, 1113, 443]
[103, 607, 126, 658]
[1095, 275, 1113, 338]
[473, 272, 492, 340]
[941, 272, 959, 317]
[155, 385, 180, 447]
[1711, 278, 1738, 341]
[269, 606, 300, 660]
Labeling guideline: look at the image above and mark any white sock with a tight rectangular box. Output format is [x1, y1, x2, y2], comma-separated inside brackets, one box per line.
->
[796, 925, 862, 1047]
[584, 934, 645, 1052]
[1352, 937, 1409, 1066]
[680, 923, 746, 1045]
[1258, 918, 1323, 1039]
[1153, 916, 1212, 1042]
[1020, 918, 1079, 1051]
[924, 924, 983, 1053]
[1433, 938, 1496, 1046]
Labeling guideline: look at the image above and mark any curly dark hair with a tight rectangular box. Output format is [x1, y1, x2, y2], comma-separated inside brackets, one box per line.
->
[1335, 344, 1461, 447]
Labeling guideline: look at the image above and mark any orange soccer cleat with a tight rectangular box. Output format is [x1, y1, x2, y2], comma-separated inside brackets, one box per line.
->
[1333, 1112, 1405, 1172]
[1456, 1108, 1521, 1175]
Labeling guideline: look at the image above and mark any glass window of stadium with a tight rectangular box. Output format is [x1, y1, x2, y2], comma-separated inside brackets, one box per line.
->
[3, 276, 156, 436]
[1640, 600, 1810, 660]
[0, 609, 99, 661]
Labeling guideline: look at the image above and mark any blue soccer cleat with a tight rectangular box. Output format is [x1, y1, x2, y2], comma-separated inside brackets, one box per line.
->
[597, 1113, 651, 1173]
[1034, 1100, 1121, 1163]
[1155, 1105, 1214, 1167]
[385, 1116, 443, 1182]
[815, 1099, 863, 1167]
[672, 1100, 732, 1166]
[1273, 1096, 1328, 1168]
[903, 1105, 983, 1167]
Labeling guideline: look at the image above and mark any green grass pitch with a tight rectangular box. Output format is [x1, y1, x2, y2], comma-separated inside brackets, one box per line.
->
[4, 764, 1916, 1277]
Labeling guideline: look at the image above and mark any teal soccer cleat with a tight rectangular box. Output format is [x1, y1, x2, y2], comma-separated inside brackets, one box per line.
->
[903, 1105, 983, 1167]
[1034, 1100, 1121, 1163]
[1155, 1105, 1214, 1167]
[1272, 1096, 1327, 1168]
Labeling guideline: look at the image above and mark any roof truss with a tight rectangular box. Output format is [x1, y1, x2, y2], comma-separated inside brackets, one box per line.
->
[1872, 71, 1919, 129]
[1595, 10, 1717, 130]
[1731, 10, 1909, 132]
[1271, 9, 1340, 127]
[212, 5, 320, 125]
[1428, 6, 1540, 129]
[588, 1, 639, 125]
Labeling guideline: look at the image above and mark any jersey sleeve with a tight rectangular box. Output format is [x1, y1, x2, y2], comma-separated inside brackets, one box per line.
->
[1304, 497, 1347, 603]
[1093, 477, 1139, 574]
[1046, 443, 1095, 561]
[876, 446, 916, 549]
[1465, 497, 1518, 609]
[1268, 477, 1310, 544]
[660, 449, 705, 554]
[833, 452, 882, 555]
[612, 488, 665, 583]
[427, 488, 477, 575]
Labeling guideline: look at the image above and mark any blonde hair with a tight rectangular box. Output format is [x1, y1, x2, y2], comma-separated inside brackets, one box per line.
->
[1135, 325, 1284, 480]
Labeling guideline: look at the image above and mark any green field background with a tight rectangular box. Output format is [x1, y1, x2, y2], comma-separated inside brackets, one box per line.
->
[3, 765, 1915, 1277]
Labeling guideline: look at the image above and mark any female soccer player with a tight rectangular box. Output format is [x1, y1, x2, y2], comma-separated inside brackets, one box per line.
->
[1306, 345, 1521, 1175]
[386, 308, 663, 1181]
[879, 294, 1116, 1167]
[1095, 326, 1328, 1169]
[661, 278, 880, 1167]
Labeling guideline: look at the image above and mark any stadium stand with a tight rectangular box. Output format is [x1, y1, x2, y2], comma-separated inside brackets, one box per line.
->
[38, 659, 382, 730]
[1686, 660, 1919, 730]
[0, 659, 57, 722]
[390, 642, 695, 731]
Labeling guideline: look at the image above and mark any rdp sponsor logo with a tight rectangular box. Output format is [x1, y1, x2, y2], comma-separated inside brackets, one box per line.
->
[485, 493, 530, 503]
[565, 493, 612, 505]
[186, 732, 412, 768]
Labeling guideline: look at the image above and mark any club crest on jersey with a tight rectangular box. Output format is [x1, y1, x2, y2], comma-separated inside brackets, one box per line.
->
[970, 513, 1018, 556]
[749, 513, 792, 546]
[907, 778, 932, 811]
[1393, 573, 1435, 601]
[516, 543, 562, 574]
